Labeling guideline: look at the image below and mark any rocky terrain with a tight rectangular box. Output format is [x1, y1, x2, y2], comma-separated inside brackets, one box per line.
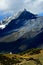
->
[0, 48, 43, 65]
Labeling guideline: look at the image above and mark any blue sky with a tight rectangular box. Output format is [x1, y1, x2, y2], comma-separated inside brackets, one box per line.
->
[0, 0, 43, 20]
[39, 13, 43, 16]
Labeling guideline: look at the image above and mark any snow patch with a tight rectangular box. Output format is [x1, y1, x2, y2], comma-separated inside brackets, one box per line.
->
[0, 24, 6, 29]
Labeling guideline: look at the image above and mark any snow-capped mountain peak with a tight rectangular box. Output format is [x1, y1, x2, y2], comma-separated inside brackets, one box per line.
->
[0, 9, 43, 53]
[0, 9, 37, 30]
[15, 9, 36, 20]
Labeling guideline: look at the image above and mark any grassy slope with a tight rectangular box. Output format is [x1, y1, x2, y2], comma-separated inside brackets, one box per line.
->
[0, 48, 43, 65]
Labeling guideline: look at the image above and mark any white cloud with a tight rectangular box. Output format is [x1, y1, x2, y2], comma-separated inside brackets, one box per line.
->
[24, 0, 31, 3]
[24, 0, 43, 13]
[0, 0, 9, 10]
[0, 0, 43, 15]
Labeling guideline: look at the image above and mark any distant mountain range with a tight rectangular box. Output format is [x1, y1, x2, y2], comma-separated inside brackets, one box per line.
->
[0, 9, 43, 53]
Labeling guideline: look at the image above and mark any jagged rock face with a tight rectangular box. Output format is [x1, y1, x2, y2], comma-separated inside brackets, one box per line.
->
[0, 9, 37, 37]
[16, 9, 36, 20]
[0, 9, 43, 53]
